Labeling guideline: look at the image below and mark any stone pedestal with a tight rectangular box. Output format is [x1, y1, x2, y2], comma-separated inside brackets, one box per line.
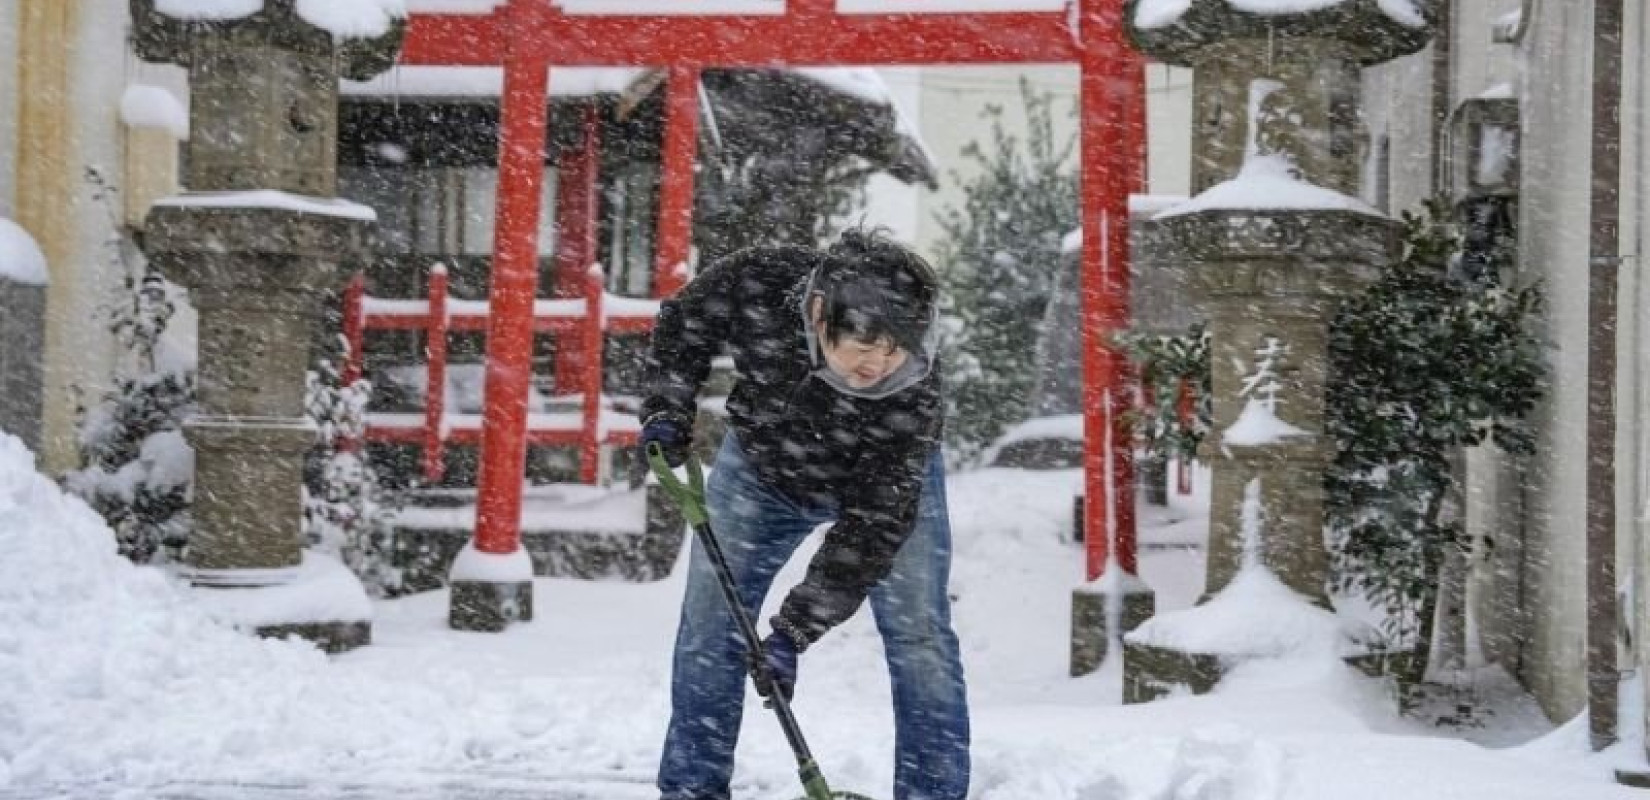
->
[132, 0, 403, 652]
[1121, 0, 1427, 698]
[448, 544, 536, 632]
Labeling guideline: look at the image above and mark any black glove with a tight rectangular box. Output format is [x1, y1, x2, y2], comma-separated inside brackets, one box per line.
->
[640, 412, 693, 467]
[752, 632, 799, 701]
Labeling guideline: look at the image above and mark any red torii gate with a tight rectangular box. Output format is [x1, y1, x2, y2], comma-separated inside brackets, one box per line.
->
[400, 0, 1147, 586]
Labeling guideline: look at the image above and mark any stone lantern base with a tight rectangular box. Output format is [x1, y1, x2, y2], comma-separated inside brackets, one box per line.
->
[1122, 639, 1399, 704]
[186, 552, 373, 653]
[1122, 642, 1225, 702]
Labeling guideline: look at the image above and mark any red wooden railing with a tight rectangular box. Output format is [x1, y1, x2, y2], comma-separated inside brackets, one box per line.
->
[341, 264, 659, 485]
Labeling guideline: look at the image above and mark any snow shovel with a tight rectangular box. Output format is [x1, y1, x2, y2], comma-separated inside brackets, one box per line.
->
[647, 443, 878, 800]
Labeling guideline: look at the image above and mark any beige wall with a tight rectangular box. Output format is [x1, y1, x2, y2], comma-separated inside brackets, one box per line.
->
[0, 0, 19, 219]
[13, 0, 138, 472]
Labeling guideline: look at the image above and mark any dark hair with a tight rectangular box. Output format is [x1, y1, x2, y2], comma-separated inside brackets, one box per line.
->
[813, 229, 937, 354]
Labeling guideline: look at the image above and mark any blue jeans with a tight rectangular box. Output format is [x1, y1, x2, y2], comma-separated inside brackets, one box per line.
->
[658, 435, 970, 800]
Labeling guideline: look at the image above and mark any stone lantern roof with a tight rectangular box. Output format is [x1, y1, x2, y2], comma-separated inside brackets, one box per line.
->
[1125, 0, 1434, 67]
[131, 0, 406, 80]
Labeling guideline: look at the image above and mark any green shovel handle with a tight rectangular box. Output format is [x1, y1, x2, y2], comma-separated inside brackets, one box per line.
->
[646, 441, 708, 527]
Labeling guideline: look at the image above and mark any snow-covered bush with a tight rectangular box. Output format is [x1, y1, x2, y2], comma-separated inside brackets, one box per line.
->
[1326, 199, 1543, 675]
[933, 80, 1078, 462]
[302, 347, 404, 595]
[64, 370, 197, 564]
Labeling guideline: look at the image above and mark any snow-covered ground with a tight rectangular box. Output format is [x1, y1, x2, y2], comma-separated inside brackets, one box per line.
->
[0, 431, 1641, 799]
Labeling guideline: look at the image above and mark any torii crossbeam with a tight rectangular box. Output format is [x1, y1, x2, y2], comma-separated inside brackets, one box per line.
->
[400, 0, 1146, 618]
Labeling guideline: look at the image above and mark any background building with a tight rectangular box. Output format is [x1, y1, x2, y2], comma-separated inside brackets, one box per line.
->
[863, 63, 1193, 259]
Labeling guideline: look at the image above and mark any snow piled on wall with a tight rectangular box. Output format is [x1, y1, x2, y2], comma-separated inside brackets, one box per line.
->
[119, 85, 190, 140]
[0, 217, 47, 285]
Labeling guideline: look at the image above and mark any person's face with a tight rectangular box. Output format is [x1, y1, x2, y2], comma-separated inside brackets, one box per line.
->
[810, 298, 909, 389]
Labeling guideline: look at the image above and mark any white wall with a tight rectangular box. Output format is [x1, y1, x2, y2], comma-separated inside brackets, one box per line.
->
[1144, 63, 1192, 199]
[859, 67, 925, 245]
[907, 64, 1079, 260]
[861, 63, 1190, 263]
[1513, 0, 1599, 721]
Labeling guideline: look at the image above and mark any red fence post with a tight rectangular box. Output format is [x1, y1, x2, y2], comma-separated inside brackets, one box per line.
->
[424, 265, 450, 484]
[653, 66, 699, 298]
[580, 264, 604, 484]
[554, 101, 601, 397]
[473, 1, 551, 556]
[342, 272, 365, 386]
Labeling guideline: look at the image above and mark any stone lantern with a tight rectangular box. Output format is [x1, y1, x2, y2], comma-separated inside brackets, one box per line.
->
[131, 0, 404, 652]
[1119, 0, 1432, 700]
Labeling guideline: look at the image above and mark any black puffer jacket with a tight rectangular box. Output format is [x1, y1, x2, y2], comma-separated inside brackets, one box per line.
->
[642, 246, 943, 649]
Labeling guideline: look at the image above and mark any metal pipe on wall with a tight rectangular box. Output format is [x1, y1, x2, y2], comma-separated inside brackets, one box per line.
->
[1588, 0, 1626, 752]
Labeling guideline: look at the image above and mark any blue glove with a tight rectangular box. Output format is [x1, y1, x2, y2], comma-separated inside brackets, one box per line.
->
[640, 412, 693, 468]
[754, 632, 799, 701]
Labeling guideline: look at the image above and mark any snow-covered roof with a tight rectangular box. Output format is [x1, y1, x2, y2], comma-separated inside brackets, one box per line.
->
[342, 66, 649, 99]
[154, 191, 380, 221]
[0, 217, 48, 286]
[1134, 0, 1426, 31]
[1155, 155, 1381, 219]
[155, 0, 407, 39]
[120, 85, 190, 140]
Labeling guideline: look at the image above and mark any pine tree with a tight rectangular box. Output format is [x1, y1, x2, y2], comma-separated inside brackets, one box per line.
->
[1127, 199, 1544, 680]
[933, 79, 1079, 461]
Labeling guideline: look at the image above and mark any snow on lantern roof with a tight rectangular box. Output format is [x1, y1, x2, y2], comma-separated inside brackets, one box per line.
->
[120, 85, 190, 140]
[154, 0, 407, 39]
[0, 217, 49, 286]
[1134, 0, 1426, 30]
[154, 0, 261, 20]
[1059, 195, 1193, 253]
[1155, 155, 1381, 219]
